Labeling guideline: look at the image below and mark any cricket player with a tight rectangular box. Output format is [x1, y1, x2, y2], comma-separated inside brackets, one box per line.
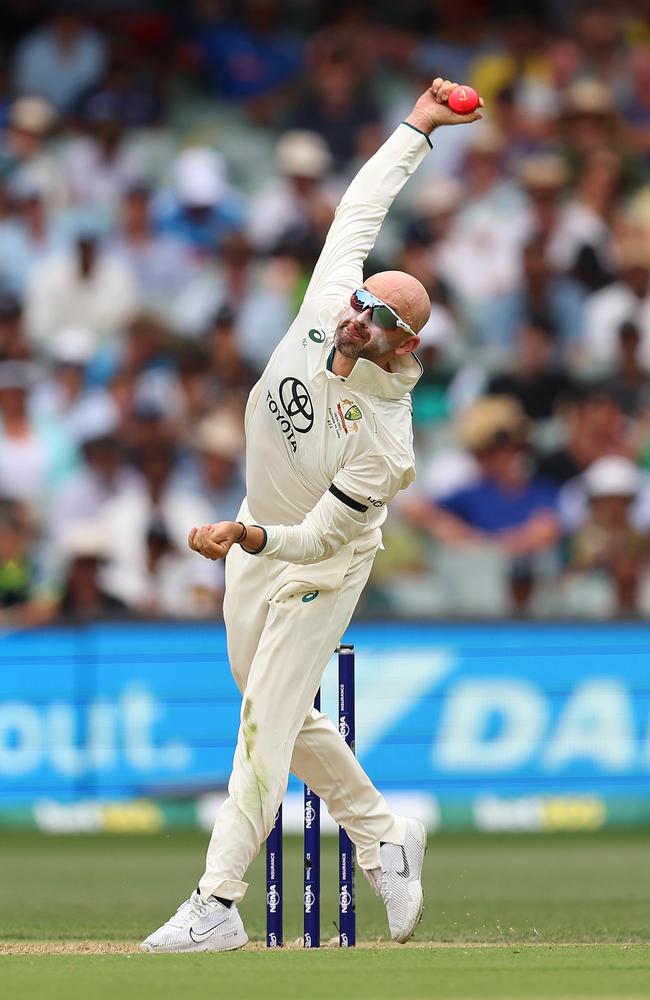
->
[142, 78, 482, 953]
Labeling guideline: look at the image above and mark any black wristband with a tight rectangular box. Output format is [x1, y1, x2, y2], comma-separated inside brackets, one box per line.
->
[235, 521, 248, 544]
[241, 525, 267, 555]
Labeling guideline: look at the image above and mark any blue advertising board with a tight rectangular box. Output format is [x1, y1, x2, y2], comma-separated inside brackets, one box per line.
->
[1, 622, 649, 829]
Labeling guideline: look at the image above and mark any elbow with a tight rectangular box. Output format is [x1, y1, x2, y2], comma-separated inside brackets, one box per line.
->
[299, 519, 353, 563]
[300, 532, 338, 563]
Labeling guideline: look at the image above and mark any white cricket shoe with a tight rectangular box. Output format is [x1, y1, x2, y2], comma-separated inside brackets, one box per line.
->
[140, 891, 248, 953]
[363, 818, 427, 943]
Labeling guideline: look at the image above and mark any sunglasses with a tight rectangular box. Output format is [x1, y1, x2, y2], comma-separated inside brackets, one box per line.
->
[350, 289, 415, 337]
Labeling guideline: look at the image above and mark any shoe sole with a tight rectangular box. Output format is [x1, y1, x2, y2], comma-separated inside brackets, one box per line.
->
[140, 932, 249, 954]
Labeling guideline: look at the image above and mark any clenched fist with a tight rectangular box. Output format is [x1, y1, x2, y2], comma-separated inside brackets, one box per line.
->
[188, 521, 266, 560]
[406, 77, 483, 134]
[188, 521, 243, 561]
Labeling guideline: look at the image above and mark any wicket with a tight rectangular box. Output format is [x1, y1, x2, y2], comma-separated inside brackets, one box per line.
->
[266, 644, 356, 948]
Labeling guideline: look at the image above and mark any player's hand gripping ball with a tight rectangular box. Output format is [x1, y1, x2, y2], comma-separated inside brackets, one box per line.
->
[447, 85, 480, 115]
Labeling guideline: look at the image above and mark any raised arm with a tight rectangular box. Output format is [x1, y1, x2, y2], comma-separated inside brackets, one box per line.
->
[302, 77, 483, 310]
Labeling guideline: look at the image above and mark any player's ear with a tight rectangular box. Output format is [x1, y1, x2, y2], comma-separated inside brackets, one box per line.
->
[395, 335, 420, 356]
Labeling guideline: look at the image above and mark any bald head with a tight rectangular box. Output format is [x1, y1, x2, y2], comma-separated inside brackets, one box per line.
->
[364, 271, 431, 335]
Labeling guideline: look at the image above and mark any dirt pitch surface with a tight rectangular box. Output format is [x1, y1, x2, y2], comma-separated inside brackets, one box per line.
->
[0, 939, 642, 955]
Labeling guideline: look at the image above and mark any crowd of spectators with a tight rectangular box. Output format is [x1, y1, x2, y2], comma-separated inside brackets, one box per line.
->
[0, 0, 649, 624]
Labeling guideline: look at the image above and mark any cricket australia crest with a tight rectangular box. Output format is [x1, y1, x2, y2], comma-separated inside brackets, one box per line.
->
[337, 398, 363, 433]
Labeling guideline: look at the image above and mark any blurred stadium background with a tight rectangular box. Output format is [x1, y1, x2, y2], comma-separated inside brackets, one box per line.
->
[1, 0, 650, 905]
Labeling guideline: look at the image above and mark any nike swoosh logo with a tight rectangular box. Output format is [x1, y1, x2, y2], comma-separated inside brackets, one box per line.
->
[396, 847, 410, 879]
[189, 918, 228, 943]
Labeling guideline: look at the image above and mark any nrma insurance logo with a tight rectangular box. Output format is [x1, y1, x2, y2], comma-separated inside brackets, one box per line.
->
[266, 885, 281, 913]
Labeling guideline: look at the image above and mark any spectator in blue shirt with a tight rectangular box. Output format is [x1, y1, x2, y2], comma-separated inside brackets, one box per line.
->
[406, 396, 561, 609]
[191, 0, 303, 101]
[440, 397, 559, 545]
[12, 7, 106, 115]
[154, 147, 244, 257]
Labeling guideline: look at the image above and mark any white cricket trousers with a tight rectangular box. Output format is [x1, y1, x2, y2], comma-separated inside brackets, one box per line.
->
[198, 504, 406, 903]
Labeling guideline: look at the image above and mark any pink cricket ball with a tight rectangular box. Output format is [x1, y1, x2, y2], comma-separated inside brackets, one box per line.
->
[448, 85, 480, 114]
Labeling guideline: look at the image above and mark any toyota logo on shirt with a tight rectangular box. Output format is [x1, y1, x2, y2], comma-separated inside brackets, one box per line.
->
[279, 377, 314, 433]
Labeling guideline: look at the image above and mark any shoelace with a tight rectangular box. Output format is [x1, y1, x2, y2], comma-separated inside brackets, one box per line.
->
[171, 893, 212, 928]
[373, 869, 392, 903]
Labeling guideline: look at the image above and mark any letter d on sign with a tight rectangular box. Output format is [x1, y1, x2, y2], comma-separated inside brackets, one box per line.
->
[436, 679, 547, 771]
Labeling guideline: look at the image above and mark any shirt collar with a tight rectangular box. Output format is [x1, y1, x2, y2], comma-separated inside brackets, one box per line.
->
[319, 343, 422, 400]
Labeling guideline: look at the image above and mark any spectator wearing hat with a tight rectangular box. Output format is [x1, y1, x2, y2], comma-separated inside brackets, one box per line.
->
[566, 456, 650, 615]
[558, 78, 642, 193]
[480, 154, 588, 353]
[31, 325, 123, 444]
[560, 79, 620, 163]
[405, 396, 561, 611]
[154, 147, 244, 256]
[24, 209, 139, 354]
[0, 359, 78, 507]
[247, 131, 336, 254]
[407, 397, 560, 555]
[56, 522, 130, 622]
[0, 96, 66, 217]
[12, 6, 107, 115]
[518, 153, 568, 250]
[181, 409, 246, 522]
[98, 442, 215, 610]
[0, 174, 62, 298]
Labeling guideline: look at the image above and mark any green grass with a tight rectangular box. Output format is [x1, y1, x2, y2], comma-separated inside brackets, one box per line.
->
[2, 947, 650, 1000]
[1, 830, 649, 943]
[1, 831, 649, 999]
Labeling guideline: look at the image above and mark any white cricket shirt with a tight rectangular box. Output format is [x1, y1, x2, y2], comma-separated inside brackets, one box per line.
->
[244, 123, 433, 564]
